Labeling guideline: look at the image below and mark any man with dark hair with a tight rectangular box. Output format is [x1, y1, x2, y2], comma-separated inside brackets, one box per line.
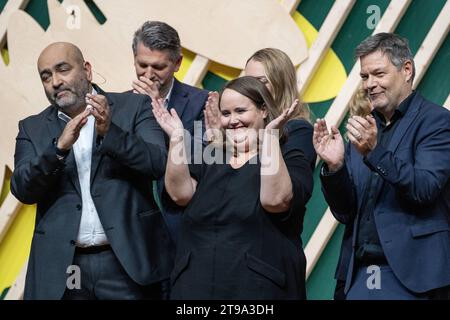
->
[11, 42, 173, 299]
[314, 33, 450, 299]
[131, 21, 208, 245]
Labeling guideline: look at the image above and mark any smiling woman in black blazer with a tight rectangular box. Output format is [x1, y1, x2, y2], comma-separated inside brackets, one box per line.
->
[152, 76, 313, 299]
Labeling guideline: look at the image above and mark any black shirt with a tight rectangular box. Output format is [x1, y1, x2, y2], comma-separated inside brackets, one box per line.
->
[355, 91, 416, 263]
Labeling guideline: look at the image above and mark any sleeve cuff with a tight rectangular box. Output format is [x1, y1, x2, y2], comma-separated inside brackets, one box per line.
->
[363, 143, 387, 172]
[321, 162, 345, 177]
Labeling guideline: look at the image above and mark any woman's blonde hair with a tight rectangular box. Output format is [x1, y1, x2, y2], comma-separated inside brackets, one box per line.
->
[246, 48, 311, 122]
[349, 86, 372, 117]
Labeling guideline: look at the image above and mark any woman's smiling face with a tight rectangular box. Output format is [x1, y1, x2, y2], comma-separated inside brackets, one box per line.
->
[220, 88, 267, 150]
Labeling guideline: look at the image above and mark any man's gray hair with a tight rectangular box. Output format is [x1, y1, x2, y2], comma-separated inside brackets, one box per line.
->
[355, 33, 415, 82]
[132, 21, 181, 62]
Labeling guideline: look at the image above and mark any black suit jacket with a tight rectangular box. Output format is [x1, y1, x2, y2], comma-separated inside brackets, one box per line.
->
[11, 86, 174, 299]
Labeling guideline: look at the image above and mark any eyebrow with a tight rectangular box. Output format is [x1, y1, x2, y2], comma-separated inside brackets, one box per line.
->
[136, 59, 167, 67]
[371, 68, 385, 73]
[360, 68, 385, 77]
[39, 61, 70, 77]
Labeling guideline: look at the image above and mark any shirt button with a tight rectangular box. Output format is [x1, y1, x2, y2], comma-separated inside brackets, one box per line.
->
[70, 240, 76, 246]
[76, 204, 82, 210]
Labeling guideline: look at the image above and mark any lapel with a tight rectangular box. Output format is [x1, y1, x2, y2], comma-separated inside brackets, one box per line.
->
[168, 79, 189, 119]
[90, 85, 114, 185]
[46, 107, 82, 196]
[386, 92, 421, 153]
[354, 93, 422, 215]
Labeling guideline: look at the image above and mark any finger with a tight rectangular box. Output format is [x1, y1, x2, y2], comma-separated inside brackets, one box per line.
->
[155, 106, 168, 121]
[132, 81, 149, 95]
[133, 79, 148, 90]
[90, 106, 105, 122]
[313, 120, 323, 141]
[157, 98, 167, 111]
[139, 76, 159, 88]
[313, 123, 323, 145]
[347, 131, 362, 145]
[151, 104, 161, 118]
[288, 99, 299, 115]
[151, 98, 163, 111]
[86, 93, 104, 102]
[70, 109, 90, 127]
[170, 108, 181, 121]
[366, 114, 376, 127]
[347, 117, 366, 133]
[88, 99, 106, 116]
[138, 76, 155, 87]
[330, 125, 341, 138]
[139, 77, 161, 94]
[351, 115, 370, 130]
[204, 110, 210, 129]
[207, 107, 219, 127]
[317, 119, 329, 137]
[86, 94, 107, 113]
[207, 93, 220, 115]
[76, 108, 91, 119]
[78, 116, 89, 128]
[318, 118, 327, 129]
[88, 96, 109, 115]
[152, 109, 164, 124]
[152, 105, 165, 121]
[281, 107, 290, 119]
[205, 98, 214, 115]
[208, 91, 219, 101]
[86, 93, 106, 107]
[132, 83, 147, 94]
[155, 99, 169, 116]
[205, 104, 212, 119]
[346, 123, 362, 140]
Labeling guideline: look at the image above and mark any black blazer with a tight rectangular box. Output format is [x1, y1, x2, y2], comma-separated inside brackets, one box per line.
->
[11, 86, 174, 299]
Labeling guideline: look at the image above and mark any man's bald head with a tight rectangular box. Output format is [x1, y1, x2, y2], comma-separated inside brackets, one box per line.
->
[38, 42, 85, 71]
[37, 42, 92, 117]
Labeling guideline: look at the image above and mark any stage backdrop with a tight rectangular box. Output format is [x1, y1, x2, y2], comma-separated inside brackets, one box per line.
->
[0, 0, 449, 299]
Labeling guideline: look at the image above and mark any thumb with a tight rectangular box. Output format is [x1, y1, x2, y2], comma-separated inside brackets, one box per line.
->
[366, 114, 376, 126]
[330, 125, 341, 137]
[331, 126, 340, 136]
[170, 108, 181, 120]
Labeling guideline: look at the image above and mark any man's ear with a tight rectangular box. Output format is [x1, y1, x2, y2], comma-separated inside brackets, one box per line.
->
[174, 54, 183, 73]
[84, 61, 93, 82]
[403, 59, 413, 83]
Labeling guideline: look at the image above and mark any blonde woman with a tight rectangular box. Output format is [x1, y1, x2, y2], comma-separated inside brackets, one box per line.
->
[245, 48, 316, 169]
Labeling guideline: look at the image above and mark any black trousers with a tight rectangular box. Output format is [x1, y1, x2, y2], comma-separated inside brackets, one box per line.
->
[62, 247, 166, 300]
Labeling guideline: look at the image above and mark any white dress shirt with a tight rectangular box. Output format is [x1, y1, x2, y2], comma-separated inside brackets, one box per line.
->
[163, 79, 174, 109]
[58, 88, 109, 247]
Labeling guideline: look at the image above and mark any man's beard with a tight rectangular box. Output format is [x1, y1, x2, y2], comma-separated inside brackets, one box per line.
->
[48, 76, 90, 114]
